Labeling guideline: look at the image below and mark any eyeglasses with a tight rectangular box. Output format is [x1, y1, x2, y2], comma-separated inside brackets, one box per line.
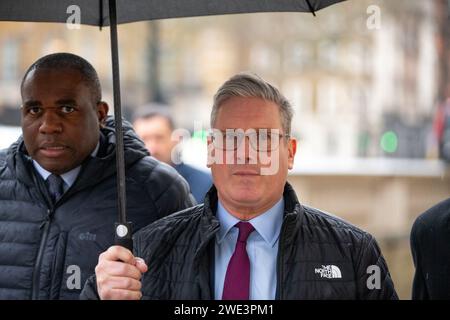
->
[210, 129, 290, 151]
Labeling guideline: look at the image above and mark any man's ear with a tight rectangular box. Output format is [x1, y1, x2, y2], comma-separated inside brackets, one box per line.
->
[97, 102, 109, 127]
[206, 135, 214, 168]
[287, 138, 297, 170]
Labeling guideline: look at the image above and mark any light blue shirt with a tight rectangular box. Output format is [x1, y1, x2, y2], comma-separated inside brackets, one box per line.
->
[214, 198, 284, 300]
[32, 142, 100, 192]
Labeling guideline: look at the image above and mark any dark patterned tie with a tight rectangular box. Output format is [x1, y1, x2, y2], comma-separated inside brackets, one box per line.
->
[222, 221, 255, 300]
[46, 174, 65, 204]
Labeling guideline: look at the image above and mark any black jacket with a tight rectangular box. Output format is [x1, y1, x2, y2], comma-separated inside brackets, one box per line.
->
[81, 183, 398, 300]
[0, 118, 195, 299]
[410, 197, 450, 299]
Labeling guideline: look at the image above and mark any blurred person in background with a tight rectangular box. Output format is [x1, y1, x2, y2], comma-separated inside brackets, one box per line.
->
[133, 104, 212, 203]
[433, 98, 450, 162]
[410, 197, 450, 299]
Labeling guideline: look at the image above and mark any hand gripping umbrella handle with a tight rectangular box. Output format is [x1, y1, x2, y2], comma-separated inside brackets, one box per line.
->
[115, 222, 133, 251]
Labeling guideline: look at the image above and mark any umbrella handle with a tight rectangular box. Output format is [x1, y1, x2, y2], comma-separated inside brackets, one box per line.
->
[114, 222, 133, 252]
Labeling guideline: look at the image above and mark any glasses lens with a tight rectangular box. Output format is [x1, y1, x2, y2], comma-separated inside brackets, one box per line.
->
[212, 129, 284, 151]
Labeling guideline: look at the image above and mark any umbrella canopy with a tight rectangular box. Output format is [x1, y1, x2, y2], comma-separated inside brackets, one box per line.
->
[0, 0, 346, 25]
[0, 0, 346, 250]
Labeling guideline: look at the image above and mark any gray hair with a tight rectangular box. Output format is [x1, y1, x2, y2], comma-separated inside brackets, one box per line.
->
[211, 72, 294, 135]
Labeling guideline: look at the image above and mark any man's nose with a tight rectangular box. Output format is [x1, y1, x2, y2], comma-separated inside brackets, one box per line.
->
[39, 111, 63, 134]
[236, 135, 257, 164]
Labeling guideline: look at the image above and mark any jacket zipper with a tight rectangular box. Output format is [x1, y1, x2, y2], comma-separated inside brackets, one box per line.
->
[275, 217, 289, 300]
[31, 208, 53, 300]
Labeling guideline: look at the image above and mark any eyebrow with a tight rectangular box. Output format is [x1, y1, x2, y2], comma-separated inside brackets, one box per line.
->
[22, 100, 42, 108]
[55, 99, 77, 105]
[23, 99, 78, 108]
[219, 128, 279, 132]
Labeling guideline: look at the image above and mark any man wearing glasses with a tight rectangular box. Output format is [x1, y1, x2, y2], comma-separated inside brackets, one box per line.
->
[81, 72, 398, 300]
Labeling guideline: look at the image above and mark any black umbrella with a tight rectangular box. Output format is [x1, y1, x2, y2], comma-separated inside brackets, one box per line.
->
[0, 0, 346, 251]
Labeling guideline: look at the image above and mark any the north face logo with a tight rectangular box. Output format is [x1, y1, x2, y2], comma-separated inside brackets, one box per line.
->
[315, 265, 342, 279]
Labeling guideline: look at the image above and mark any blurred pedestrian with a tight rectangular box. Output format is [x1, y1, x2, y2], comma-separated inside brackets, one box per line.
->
[410, 198, 450, 299]
[133, 104, 212, 203]
[433, 98, 450, 161]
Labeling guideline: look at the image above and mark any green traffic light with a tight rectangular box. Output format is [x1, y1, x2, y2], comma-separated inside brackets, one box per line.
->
[380, 131, 398, 153]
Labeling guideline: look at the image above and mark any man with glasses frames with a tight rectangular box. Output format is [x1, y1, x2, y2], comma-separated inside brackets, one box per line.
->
[82, 72, 397, 300]
[209, 128, 290, 175]
[210, 128, 290, 152]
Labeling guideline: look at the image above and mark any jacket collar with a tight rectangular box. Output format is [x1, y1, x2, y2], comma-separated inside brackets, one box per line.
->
[199, 182, 303, 238]
[198, 185, 221, 251]
[196, 182, 303, 299]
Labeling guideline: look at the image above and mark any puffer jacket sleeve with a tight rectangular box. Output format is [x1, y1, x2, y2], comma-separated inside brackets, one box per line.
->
[79, 162, 195, 300]
[355, 233, 399, 300]
[79, 235, 149, 300]
[145, 161, 196, 219]
[79, 275, 100, 300]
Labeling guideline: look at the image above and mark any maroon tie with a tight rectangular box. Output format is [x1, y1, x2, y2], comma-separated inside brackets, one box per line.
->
[222, 221, 255, 300]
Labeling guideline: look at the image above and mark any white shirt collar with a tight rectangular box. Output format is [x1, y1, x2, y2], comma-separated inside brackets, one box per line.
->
[32, 141, 100, 189]
[216, 197, 284, 247]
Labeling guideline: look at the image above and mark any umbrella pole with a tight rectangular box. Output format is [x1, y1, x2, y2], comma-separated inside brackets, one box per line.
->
[109, 0, 133, 251]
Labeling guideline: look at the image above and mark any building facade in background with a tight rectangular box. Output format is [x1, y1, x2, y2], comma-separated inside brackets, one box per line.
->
[0, 0, 444, 161]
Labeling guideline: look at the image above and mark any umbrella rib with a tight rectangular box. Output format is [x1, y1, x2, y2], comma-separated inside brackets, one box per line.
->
[305, 0, 317, 17]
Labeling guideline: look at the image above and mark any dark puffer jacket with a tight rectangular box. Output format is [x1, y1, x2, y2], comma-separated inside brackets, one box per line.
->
[81, 183, 398, 300]
[410, 197, 450, 299]
[0, 118, 195, 299]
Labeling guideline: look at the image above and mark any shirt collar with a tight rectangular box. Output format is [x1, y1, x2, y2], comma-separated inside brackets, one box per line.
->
[32, 141, 100, 188]
[216, 197, 284, 247]
[32, 160, 80, 189]
[216, 201, 240, 244]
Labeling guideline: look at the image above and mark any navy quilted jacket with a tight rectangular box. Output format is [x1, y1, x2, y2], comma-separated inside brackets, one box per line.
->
[0, 118, 194, 299]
